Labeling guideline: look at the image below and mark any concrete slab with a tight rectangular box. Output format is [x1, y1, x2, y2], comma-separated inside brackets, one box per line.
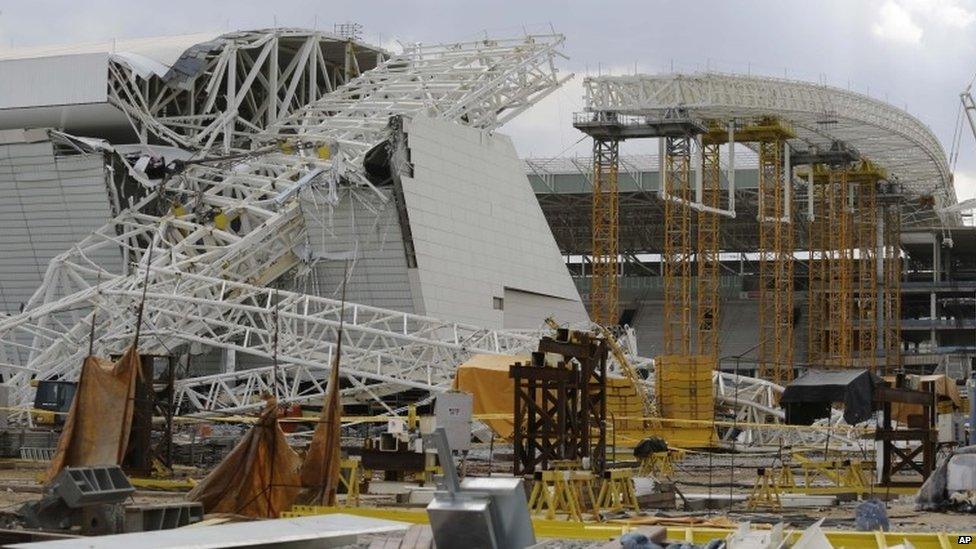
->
[5, 513, 410, 549]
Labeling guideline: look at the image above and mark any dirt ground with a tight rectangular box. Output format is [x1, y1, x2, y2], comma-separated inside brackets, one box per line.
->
[0, 443, 970, 541]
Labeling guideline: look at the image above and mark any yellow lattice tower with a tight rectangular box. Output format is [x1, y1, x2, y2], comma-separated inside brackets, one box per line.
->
[591, 139, 620, 327]
[697, 141, 722, 359]
[826, 168, 854, 367]
[807, 177, 828, 366]
[883, 203, 903, 373]
[756, 130, 795, 385]
[663, 136, 693, 355]
[854, 169, 880, 372]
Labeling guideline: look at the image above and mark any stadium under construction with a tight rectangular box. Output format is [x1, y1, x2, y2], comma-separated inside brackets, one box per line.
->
[0, 24, 972, 548]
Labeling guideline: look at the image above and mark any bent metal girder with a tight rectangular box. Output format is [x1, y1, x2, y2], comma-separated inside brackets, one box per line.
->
[107, 29, 387, 152]
[0, 33, 570, 410]
[5, 267, 539, 414]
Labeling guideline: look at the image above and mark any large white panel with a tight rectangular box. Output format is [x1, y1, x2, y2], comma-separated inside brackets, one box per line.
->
[0, 53, 108, 110]
[298, 188, 416, 314]
[400, 116, 588, 328]
[503, 288, 585, 330]
[0, 139, 118, 314]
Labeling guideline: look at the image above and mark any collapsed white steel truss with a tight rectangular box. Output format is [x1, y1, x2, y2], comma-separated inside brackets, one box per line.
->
[0, 31, 856, 448]
[107, 29, 386, 152]
[0, 32, 570, 412]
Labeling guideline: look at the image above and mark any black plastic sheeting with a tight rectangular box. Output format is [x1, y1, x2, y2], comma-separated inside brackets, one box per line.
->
[780, 369, 882, 425]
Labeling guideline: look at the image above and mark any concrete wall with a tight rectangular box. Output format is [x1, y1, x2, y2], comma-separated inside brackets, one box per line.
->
[401, 115, 588, 328]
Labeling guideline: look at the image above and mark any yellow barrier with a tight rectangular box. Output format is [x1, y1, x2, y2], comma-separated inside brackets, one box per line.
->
[281, 506, 971, 548]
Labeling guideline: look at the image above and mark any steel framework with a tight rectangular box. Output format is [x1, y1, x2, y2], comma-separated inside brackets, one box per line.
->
[805, 162, 887, 372]
[580, 72, 956, 225]
[696, 141, 722, 358]
[0, 33, 572, 414]
[855, 177, 878, 372]
[0, 36, 883, 451]
[662, 137, 694, 355]
[883, 202, 903, 373]
[590, 139, 620, 326]
[827, 168, 854, 367]
[756, 136, 794, 385]
[108, 29, 386, 152]
[807, 177, 828, 366]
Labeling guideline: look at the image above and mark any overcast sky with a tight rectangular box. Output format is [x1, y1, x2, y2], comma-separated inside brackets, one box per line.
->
[2, 0, 976, 198]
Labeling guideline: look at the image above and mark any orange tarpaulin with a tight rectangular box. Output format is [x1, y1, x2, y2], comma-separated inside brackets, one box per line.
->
[187, 398, 302, 518]
[298, 352, 342, 505]
[46, 346, 141, 482]
[453, 354, 523, 439]
[453, 354, 712, 447]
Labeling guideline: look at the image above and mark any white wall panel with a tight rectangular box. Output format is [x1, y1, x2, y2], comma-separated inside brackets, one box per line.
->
[503, 288, 586, 330]
[299, 188, 417, 314]
[0, 140, 118, 314]
[0, 53, 108, 110]
[401, 116, 588, 328]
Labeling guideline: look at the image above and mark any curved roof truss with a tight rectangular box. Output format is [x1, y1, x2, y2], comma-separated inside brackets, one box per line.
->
[583, 72, 955, 213]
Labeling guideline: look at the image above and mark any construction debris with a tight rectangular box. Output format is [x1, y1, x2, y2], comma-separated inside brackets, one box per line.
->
[0, 15, 970, 549]
[916, 444, 976, 512]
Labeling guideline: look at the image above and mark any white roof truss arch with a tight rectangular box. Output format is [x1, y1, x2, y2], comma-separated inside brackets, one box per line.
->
[582, 72, 956, 219]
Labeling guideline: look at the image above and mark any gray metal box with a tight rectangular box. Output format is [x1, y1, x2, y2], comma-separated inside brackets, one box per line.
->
[460, 477, 536, 548]
[434, 392, 473, 452]
[53, 466, 134, 508]
[428, 495, 497, 549]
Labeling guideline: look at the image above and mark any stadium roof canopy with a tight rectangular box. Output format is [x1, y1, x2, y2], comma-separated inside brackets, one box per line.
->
[583, 72, 956, 211]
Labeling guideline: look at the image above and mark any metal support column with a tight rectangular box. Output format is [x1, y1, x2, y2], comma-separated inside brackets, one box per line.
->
[591, 139, 620, 327]
[757, 138, 794, 384]
[807, 172, 828, 366]
[883, 202, 903, 372]
[663, 137, 693, 355]
[826, 168, 853, 367]
[856, 180, 878, 372]
[696, 141, 722, 358]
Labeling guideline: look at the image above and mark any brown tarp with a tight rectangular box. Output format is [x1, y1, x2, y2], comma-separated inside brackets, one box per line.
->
[45, 346, 141, 482]
[187, 399, 302, 518]
[298, 353, 342, 505]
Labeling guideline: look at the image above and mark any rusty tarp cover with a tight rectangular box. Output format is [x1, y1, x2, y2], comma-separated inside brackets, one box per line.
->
[187, 399, 302, 518]
[45, 346, 141, 482]
[298, 355, 342, 506]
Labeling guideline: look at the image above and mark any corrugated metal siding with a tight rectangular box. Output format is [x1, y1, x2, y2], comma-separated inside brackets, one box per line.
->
[0, 140, 119, 314]
[0, 53, 108, 110]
